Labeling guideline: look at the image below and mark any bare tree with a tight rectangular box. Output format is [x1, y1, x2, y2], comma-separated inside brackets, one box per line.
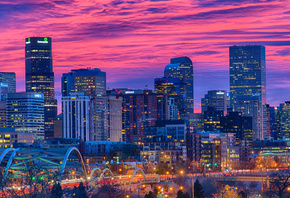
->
[267, 169, 290, 198]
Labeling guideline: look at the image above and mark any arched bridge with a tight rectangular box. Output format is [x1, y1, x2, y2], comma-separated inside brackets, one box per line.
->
[0, 147, 86, 184]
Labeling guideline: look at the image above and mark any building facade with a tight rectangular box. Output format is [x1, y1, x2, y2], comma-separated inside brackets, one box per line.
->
[0, 83, 9, 101]
[230, 45, 266, 140]
[0, 128, 34, 148]
[6, 92, 44, 139]
[0, 72, 16, 93]
[155, 77, 187, 119]
[0, 101, 6, 128]
[220, 112, 253, 146]
[164, 57, 194, 115]
[107, 95, 123, 142]
[62, 93, 91, 141]
[25, 37, 57, 139]
[122, 90, 167, 143]
[280, 102, 290, 138]
[201, 90, 227, 115]
[62, 68, 107, 141]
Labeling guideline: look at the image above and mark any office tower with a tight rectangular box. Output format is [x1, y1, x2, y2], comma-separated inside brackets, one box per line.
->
[6, 92, 44, 139]
[0, 101, 6, 127]
[164, 56, 194, 115]
[155, 77, 187, 118]
[0, 83, 8, 101]
[122, 90, 167, 143]
[62, 93, 91, 141]
[107, 96, 123, 142]
[220, 112, 253, 146]
[229, 45, 266, 139]
[0, 72, 16, 93]
[168, 98, 178, 120]
[189, 113, 203, 132]
[274, 107, 281, 140]
[201, 90, 227, 115]
[280, 102, 290, 138]
[62, 68, 107, 141]
[266, 104, 275, 139]
[203, 107, 223, 132]
[25, 37, 57, 139]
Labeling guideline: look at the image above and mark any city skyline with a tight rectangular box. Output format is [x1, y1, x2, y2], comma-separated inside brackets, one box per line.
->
[0, 0, 289, 112]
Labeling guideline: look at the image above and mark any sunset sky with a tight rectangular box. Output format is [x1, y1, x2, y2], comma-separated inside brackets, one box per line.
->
[0, 0, 289, 112]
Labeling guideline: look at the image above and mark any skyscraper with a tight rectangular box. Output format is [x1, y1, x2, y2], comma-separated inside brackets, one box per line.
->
[201, 90, 227, 116]
[122, 90, 167, 143]
[230, 45, 266, 139]
[280, 101, 290, 138]
[62, 68, 107, 141]
[25, 37, 57, 139]
[155, 77, 187, 118]
[0, 72, 16, 93]
[164, 57, 194, 115]
[6, 92, 44, 139]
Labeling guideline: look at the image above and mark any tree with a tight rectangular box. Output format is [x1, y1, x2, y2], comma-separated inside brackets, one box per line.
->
[249, 181, 258, 192]
[267, 169, 290, 198]
[200, 177, 221, 197]
[255, 156, 265, 169]
[237, 190, 246, 198]
[266, 157, 276, 169]
[91, 184, 125, 198]
[145, 191, 155, 198]
[194, 179, 205, 198]
[156, 163, 171, 175]
[177, 190, 190, 198]
[51, 183, 63, 198]
[219, 185, 238, 198]
[72, 182, 88, 198]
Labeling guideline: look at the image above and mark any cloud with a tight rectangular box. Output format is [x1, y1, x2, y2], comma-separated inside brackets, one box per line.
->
[0, 0, 288, 111]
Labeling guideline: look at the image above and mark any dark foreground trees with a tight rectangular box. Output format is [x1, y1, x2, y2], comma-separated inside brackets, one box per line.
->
[267, 169, 290, 198]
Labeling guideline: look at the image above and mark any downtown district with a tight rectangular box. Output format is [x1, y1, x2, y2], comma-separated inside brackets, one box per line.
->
[0, 37, 289, 188]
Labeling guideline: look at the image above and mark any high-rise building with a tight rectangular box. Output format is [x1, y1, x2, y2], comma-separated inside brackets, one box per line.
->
[168, 98, 178, 120]
[274, 107, 281, 140]
[203, 107, 223, 132]
[62, 93, 91, 141]
[0, 83, 8, 101]
[188, 113, 203, 132]
[0, 72, 16, 93]
[266, 104, 275, 139]
[62, 68, 107, 141]
[107, 95, 123, 142]
[122, 90, 167, 143]
[229, 45, 266, 139]
[220, 112, 253, 146]
[155, 77, 187, 118]
[280, 102, 290, 138]
[25, 37, 57, 139]
[201, 90, 227, 115]
[6, 92, 44, 139]
[164, 57, 194, 115]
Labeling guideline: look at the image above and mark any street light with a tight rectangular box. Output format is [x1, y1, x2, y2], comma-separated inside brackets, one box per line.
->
[180, 170, 184, 175]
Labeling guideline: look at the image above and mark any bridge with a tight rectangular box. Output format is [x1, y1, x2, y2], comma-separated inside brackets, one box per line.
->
[0, 147, 86, 183]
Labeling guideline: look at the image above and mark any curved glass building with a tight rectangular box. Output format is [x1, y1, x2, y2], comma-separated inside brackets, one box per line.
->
[164, 56, 194, 116]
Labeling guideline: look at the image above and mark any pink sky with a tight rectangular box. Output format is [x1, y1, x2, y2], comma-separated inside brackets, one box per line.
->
[0, 0, 289, 112]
